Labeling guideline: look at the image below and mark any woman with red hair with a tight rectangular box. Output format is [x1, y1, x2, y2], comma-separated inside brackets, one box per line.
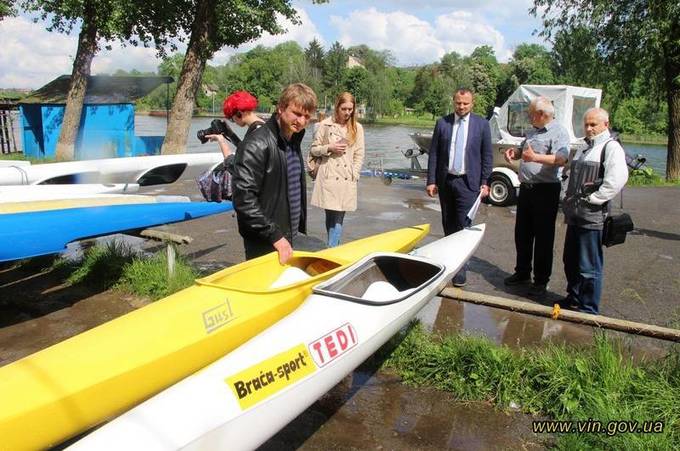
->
[206, 90, 265, 157]
[309, 92, 365, 247]
[198, 91, 264, 202]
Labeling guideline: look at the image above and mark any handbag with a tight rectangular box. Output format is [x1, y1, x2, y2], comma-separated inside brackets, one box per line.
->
[602, 213, 634, 247]
[306, 153, 321, 180]
[196, 164, 232, 202]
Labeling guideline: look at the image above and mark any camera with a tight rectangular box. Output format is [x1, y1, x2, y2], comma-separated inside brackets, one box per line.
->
[196, 119, 241, 145]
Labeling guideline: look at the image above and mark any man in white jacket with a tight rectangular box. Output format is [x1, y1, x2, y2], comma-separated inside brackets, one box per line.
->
[561, 108, 628, 314]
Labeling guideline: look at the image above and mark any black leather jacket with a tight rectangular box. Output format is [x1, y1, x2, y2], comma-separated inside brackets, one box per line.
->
[232, 114, 307, 244]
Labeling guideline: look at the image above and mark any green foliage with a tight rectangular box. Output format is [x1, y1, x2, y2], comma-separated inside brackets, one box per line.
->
[1, 0, 15, 18]
[627, 168, 666, 186]
[116, 251, 198, 300]
[64, 241, 137, 289]
[323, 41, 348, 98]
[385, 323, 680, 449]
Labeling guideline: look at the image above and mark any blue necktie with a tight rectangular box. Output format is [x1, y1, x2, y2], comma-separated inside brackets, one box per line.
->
[452, 117, 465, 173]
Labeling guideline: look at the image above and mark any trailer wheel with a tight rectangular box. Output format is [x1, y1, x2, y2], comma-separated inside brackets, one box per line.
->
[383, 176, 393, 186]
[488, 173, 516, 206]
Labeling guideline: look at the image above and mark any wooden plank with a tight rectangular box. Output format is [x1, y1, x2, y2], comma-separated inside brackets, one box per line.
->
[440, 287, 680, 343]
[139, 229, 193, 245]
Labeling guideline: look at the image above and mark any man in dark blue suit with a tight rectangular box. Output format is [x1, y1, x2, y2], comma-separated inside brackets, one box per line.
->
[426, 88, 492, 286]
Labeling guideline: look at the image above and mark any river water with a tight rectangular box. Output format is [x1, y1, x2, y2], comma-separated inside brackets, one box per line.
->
[135, 115, 669, 174]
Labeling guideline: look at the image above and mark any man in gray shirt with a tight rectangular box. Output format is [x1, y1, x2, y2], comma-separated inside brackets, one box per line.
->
[503, 96, 570, 296]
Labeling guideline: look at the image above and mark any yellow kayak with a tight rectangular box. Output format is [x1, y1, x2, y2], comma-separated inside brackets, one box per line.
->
[0, 224, 429, 450]
[0, 194, 188, 214]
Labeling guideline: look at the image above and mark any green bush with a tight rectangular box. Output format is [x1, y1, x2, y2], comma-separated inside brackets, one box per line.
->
[116, 250, 198, 300]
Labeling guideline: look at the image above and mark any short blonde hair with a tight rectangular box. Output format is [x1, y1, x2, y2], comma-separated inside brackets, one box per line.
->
[278, 83, 317, 113]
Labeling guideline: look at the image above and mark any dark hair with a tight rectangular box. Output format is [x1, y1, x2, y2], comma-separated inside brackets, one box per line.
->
[454, 88, 474, 98]
[223, 91, 258, 119]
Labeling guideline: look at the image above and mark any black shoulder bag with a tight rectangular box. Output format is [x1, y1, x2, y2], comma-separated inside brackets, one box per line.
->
[597, 141, 634, 247]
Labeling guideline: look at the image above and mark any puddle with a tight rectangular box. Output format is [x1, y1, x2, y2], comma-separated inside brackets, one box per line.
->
[402, 198, 441, 212]
[263, 371, 546, 451]
[429, 298, 668, 362]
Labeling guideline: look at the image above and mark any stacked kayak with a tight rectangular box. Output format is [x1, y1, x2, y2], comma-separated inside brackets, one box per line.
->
[0, 153, 223, 186]
[0, 194, 189, 214]
[69, 224, 485, 451]
[0, 224, 429, 450]
[0, 183, 139, 201]
[0, 200, 233, 262]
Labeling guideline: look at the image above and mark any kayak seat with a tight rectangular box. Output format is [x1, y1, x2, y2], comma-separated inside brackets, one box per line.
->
[362, 281, 418, 302]
[269, 267, 312, 289]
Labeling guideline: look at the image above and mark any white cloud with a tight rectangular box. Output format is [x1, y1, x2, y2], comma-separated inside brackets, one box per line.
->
[210, 7, 323, 65]
[0, 16, 75, 88]
[328, 7, 509, 65]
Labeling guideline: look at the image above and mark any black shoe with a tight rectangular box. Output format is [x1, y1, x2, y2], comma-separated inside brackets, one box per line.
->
[528, 283, 547, 297]
[557, 297, 580, 310]
[504, 272, 531, 286]
[452, 272, 467, 287]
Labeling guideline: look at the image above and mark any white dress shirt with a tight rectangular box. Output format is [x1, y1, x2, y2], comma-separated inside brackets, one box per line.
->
[448, 114, 469, 174]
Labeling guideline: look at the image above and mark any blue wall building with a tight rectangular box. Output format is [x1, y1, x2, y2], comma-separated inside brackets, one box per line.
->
[19, 75, 172, 160]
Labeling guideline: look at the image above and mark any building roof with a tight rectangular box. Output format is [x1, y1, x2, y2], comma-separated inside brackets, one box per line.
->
[20, 75, 174, 105]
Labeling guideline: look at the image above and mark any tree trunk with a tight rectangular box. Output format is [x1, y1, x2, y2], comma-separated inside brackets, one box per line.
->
[55, 13, 98, 161]
[161, 0, 215, 155]
[666, 74, 680, 181]
[663, 22, 680, 181]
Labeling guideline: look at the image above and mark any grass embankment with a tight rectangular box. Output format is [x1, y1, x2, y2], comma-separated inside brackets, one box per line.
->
[367, 114, 435, 128]
[383, 323, 680, 450]
[0, 152, 53, 164]
[621, 134, 668, 146]
[53, 240, 198, 300]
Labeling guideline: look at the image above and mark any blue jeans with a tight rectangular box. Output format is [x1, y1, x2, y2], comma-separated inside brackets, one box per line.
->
[563, 225, 603, 314]
[325, 210, 346, 248]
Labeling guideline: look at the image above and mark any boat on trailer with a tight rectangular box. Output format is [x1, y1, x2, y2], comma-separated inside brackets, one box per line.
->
[0, 152, 223, 186]
[68, 224, 485, 451]
[0, 194, 188, 214]
[0, 225, 429, 451]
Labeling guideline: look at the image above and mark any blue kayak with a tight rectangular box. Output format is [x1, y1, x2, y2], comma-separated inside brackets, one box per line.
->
[0, 201, 233, 262]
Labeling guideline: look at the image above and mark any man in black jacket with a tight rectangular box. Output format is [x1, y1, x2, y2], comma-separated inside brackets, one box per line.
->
[232, 83, 317, 264]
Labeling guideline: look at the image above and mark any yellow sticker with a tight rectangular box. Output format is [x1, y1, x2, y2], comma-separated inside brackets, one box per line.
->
[226, 344, 317, 410]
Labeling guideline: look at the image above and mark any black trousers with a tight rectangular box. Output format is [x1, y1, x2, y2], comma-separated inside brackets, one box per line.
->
[514, 182, 561, 284]
[243, 237, 275, 260]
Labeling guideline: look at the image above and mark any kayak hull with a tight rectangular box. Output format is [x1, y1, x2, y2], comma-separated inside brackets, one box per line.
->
[69, 225, 484, 451]
[0, 224, 429, 451]
[0, 201, 232, 262]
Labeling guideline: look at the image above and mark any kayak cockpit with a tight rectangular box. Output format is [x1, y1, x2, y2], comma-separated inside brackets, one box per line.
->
[313, 253, 443, 305]
[196, 253, 344, 292]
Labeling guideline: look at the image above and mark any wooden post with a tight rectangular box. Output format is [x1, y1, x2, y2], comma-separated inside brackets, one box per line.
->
[166, 243, 176, 277]
[440, 288, 680, 343]
[138, 229, 193, 282]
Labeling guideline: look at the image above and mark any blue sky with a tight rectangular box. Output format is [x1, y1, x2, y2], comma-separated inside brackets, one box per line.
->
[0, 0, 547, 89]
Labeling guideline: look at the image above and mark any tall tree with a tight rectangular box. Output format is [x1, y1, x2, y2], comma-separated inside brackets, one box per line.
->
[20, 0, 182, 161]
[1, 0, 14, 18]
[532, 0, 680, 180]
[161, 0, 310, 154]
[322, 41, 347, 99]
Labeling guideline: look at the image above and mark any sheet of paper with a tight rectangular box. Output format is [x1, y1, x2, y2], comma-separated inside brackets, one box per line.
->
[466, 192, 483, 223]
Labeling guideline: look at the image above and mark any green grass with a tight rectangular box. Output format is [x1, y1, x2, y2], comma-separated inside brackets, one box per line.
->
[0, 152, 53, 163]
[621, 134, 668, 146]
[116, 249, 198, 299]
[367, 114, 436, 128]
[383, 323, 680, 450]
[627, 168, 680, 187]
[53, 241, 198, 299]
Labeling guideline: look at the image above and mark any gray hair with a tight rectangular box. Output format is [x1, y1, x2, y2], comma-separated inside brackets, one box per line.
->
[584, 107, 609, 123]
[530, 96, 555, 117]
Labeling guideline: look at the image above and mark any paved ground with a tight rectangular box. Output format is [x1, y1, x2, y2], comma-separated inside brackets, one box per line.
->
[154, 177, 680, 329]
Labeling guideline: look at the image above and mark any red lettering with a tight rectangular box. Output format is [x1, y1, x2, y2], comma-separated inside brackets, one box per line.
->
[337, 330, 348, 350]
[325, 335, 338, 358]
[312, 341, 325, 364]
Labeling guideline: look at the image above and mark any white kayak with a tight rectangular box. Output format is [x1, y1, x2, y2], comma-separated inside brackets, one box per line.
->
[69, 224, 485, 451]
[0, 153, 223, 186]
[0, 183, 139, 202]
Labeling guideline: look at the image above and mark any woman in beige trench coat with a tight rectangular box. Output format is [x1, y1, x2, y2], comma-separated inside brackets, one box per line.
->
[309, 92, 365, 247]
